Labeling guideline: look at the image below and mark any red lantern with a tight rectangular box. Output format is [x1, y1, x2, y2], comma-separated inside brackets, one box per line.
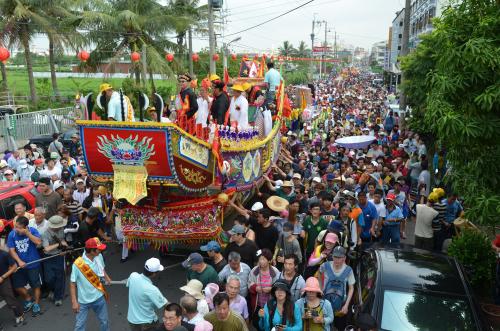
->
[131, 52, 141, 62]
[0, 47, 11, 63]
[192, 53, 199, 62]
[165, 53, 174, 62]
[212, 54, 219, 61]
[77, 50, 89, 62]
[231, 53, 237, 61]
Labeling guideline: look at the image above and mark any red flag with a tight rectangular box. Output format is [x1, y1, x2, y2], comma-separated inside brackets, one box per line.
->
[282, 94, 292, 119]
[212, 128, 223, 171]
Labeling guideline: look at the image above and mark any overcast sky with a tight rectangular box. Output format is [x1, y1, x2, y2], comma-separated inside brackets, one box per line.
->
[31, 0, 404, 54]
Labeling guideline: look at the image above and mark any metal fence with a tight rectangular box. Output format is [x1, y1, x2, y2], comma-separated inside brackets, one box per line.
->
[0, 106, 76, 150]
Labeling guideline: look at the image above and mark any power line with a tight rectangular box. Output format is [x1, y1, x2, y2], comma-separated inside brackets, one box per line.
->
[225, 0, 316, 37]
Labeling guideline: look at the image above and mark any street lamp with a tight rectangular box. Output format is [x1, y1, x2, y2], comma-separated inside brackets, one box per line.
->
[223, 37, 242, 74]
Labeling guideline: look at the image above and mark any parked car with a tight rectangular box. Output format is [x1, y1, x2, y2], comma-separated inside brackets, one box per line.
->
[353, 245, 492, 330]
[0, 181, 38, 231]
[28, 128, 77, 153]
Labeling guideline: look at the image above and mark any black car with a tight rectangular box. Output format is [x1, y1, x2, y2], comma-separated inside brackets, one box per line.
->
[353, 246, 492, 331]
[28, 128, 77, 152]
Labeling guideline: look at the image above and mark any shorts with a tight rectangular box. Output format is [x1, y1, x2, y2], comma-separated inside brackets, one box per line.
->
[12, 267, 42, 289]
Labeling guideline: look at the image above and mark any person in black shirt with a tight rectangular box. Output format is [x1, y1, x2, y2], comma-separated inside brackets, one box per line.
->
[200, 240, 227, 273]
[0, 249, 24, 327]
[224, 224, 258, 267]
[77, 207, 110, 246]
[252, 209, 279, 252]
[210, 81, 230, 125]
[178, 74, 198, 119]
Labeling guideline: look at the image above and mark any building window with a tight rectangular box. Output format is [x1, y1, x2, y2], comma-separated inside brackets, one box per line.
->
[397, 46, 401, 50]
[398, 34, 402, 38]
[399, 21, 403, 26]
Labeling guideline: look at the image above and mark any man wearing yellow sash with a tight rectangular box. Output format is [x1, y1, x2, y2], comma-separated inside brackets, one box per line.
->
[100, 83, 135, 122]
[70, 237, 112, 331]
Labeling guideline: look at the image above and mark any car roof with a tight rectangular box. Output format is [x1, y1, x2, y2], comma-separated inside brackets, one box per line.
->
[376, 247, 466, 296]
[0, 182, 34, 197]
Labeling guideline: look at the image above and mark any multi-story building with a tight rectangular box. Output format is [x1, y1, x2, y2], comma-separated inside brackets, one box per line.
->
[390, 8, 405, 71]
[409, 0, 444, 49]
[370, 40, 387, 67]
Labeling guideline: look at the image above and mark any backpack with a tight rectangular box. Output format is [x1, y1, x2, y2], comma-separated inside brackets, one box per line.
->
[323, 262, 352, 312]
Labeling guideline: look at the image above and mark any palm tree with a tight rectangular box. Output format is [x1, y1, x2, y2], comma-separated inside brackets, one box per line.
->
[79, 0, 186, 86]
[295, 40, 310, 57]
[0, 0, 57, 104]
[279, 41, 296, 57]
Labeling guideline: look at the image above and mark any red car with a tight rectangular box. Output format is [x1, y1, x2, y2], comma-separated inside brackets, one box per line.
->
[0, 181, 38, 230]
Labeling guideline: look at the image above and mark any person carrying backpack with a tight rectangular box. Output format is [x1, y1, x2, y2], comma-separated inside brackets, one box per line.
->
[318, 246, 355, 331]
[296, 277, 333, 331]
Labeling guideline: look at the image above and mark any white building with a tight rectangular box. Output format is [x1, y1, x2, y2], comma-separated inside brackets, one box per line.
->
[390, 8, 405, 71]
[370, 40, 387, 67]
[409, 0, 444, 49]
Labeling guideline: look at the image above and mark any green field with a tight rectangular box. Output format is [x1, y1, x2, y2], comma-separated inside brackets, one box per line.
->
[3, 70, 177, 110]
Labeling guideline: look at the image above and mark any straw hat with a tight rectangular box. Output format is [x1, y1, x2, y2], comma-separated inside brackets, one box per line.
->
[242, 82, 252, 91]
[232, 84, 245, 92]
[266, 196, 289, 212]
[281, 180, 294, 188]
[180, 279, 204, 300]
[302, 277, 323, 295]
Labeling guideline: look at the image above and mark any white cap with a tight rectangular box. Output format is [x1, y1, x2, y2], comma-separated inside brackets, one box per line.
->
[19, 159, 28, 169]
[287, 131, 293, 136]
[292, 173, 301, 179]
[76, 179, 85, 184]
[312, 177, 321, 183]
[251, 202, 264, 211]
[53, 180, 64, 191]
[275, 180, 283, 188]
[371, 160, 379, 167]
[145, 257, 164, 272]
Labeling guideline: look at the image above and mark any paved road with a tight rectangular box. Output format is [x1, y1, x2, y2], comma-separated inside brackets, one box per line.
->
[0, 218, 417, 330]
[0, 244, 190, 331]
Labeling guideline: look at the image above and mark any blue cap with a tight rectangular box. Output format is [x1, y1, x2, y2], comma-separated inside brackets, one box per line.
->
[326, 173, 335, 181]
[182, 253, 204, 268]
[328, 220, 344, 233]
[200, 241, 221, 253]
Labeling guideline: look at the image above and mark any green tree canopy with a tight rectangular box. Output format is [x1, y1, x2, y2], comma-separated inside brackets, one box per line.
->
[401, 0, 500, 227]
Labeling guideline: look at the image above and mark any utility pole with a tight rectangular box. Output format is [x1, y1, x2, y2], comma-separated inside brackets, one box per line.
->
[208, 0, 216, 75]
[310, 15, 316, 78]
[188, 28, 193, 77]
[334, 31, 337, 59]
[141, 44, 147, 87]
[322, 21, 328, 79]
[399, 0, 411, 112]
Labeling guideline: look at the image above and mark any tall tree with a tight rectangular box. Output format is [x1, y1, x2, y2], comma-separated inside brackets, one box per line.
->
[0, 0, 57, 104]
[279, 41, 296, 57]
[401, 0, 500, 228]
[295, 40, 310, 57]
[79, 0, 184, 85]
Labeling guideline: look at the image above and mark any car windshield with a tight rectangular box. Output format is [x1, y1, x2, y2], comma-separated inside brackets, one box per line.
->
[381, 289, 477, 331]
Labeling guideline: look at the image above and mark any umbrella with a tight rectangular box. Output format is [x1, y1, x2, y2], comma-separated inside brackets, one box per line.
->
[335, 135, 376, 149]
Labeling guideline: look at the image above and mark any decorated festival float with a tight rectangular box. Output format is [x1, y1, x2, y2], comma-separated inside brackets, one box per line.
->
[76, 61, 289, 250]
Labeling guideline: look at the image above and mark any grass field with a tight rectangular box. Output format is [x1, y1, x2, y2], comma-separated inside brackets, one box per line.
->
[2, 70, 177, 110]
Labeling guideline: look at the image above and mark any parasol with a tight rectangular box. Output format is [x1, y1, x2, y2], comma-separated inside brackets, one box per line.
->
[335, 135, 376, 149]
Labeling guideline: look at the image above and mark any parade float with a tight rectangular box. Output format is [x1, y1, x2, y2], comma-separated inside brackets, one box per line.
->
[76, 67, 287, 250]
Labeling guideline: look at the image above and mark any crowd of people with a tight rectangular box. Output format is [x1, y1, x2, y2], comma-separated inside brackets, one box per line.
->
[0, 67, 471, 331]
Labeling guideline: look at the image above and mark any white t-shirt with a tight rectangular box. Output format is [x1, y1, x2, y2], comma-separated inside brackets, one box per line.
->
[73, 188, 90, 206]
[40, 166, 62, 180]
[370, 199, 387, 219]
[230, 95, 249, 130]
[196, 97, 212, 128]
[418, 170, 431, 197]
[28, 219, 49, 236]
[415, 204, 439, 238]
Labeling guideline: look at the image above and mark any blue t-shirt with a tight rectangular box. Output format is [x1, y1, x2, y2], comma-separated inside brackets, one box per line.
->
[360, 201, 379, 238]
[264, 68, 281, 92]
[443, 199, 463, 223]
[7, 227, 41, 269]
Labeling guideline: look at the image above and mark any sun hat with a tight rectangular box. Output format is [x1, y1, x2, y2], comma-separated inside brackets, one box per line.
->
[182, 252, 204, 268]
[241, 82, 252, 91]
[180, 279, 204, 300]
[292, 173, 302, 180]
[251, 202, 264, 211]
[228, 224, 246, 235]
[99, 83, 113, 93]
[281, 180, 294, 188]
[302, 277, 323, 295]
[47, 215, 68, 229]
[266, 196, 289, 212]
[19, 159, 28, 169]
[332, 246, 347, 258]
[200, 240, 221, 253]
[325, 232, 339, 244]
[231, 84, 245, 92]
[145, 257, 164, 273]
[85, 237, 106, 250]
